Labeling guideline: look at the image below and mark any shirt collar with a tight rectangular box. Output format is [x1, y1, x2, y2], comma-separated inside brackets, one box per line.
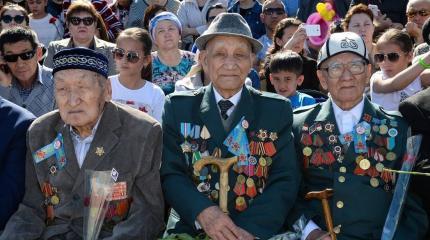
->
[12, 63, 43, 87]
[69, 111, 103, 141]
[213, 86, 243, 106]
[332, 96, 365, 123]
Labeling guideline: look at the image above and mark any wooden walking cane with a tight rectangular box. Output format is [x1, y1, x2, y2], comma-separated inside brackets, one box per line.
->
[305, 188, 336, 240]
[193, 156, 238, 213]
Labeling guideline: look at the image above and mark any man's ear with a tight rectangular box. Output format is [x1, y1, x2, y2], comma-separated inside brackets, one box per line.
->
[200, 50, 209, 72]
[275, 37, 283, 48]
[36, 46, 43, 61]
[317, 70, 328, 91]
[296, 74, 304, 86]
[104, 78, 112, 101]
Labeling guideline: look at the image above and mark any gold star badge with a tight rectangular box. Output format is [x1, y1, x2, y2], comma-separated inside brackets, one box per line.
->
[95, 147, 105, 156]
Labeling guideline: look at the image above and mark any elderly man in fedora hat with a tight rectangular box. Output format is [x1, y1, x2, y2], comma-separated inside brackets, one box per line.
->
[161, 13, 300, 240]
[0, 47, 164, 239]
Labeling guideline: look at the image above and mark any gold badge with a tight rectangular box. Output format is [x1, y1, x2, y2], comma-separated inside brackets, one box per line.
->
[95, 147, 105, 156]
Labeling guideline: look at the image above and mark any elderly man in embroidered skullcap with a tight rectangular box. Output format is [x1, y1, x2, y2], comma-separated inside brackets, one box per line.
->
[0, 47, 164, 240]
[161, 13, 300, 240]
[288, 31, 427, 240]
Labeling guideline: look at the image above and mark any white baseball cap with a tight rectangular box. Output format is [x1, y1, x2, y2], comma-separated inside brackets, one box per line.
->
[317, 32, 369, 68]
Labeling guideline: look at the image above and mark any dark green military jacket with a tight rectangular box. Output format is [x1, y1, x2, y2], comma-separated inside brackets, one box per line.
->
[289, 97, 428, 239]
[161, 85, 300, 239]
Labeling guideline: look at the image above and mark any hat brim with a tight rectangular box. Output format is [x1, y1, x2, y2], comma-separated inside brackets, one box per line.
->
[195, 32, 263, 54]
[317, 50, 369, 68]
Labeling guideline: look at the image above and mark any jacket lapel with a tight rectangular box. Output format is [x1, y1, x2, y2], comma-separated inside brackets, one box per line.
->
[200, 85, 228, 154]
[54, 118, 80, 180]
[71, 102, 121, 192]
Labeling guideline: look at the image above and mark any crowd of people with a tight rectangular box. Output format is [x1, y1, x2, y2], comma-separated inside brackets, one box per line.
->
[1, 0, 430, 239]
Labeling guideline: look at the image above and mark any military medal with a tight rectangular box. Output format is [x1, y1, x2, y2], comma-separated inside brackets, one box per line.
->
[359, 158, 371, 170]
[235, 196, 247, 211]
[95, 147, 105, 156]
[370, 177, 379, 188]
[200, 125, 211, 139]
[246, 178, 257, 198]
[33, 133, 67, 170]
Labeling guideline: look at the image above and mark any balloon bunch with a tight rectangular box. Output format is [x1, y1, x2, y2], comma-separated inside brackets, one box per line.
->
[316, 2, 336, 22]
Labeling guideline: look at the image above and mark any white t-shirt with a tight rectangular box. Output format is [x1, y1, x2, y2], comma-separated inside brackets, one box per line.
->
[109, 75, 165, 123]
[29, 13, 63, 48]
[370, 70, 422, 111]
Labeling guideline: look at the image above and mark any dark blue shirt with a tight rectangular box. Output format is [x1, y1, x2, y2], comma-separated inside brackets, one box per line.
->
[228, 1, 266, 39]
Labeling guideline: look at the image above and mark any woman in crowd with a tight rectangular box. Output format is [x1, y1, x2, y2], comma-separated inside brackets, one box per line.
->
[110, 27, 165, 122]
[0, 4, 28, 30]
[43, 1, 117, 76]
[177, 0, 223, 50]
[343, 4, 377, 71]
[261, 18, 320, 92]
[370, 28, 426, 111]
[149, 11, 195, 94]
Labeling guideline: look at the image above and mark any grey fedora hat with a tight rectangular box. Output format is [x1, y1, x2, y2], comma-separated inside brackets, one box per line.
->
[195, 13, 263, 53]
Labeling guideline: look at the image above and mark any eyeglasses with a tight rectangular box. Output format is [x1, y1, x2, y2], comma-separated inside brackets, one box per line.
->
[374, 52, 402, 63]
[320, 60, 366, 78]
[406, 9, 429, 18]
[69, 16, 95, 26]
[3, 50, 36, 62]
[263, 8, 285, 16]
[112, 48, 141, 63]
[1, 15, 25, 24]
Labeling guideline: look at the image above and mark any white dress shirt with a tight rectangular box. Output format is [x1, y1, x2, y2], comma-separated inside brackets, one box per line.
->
[301, 97, 365, 240]
[213, 86, 242, 118]
[70, 114, 102, 168]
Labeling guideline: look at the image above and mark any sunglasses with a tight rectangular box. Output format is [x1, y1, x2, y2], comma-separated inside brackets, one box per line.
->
[69, 16, 95, 26]
[1, 15, 25, 24]
[112, 48, 141, 63]
[406, 10, 429, 18]
[374, 52, 402, 63]
[3, 50, 36, 62]
[263, 8, 285, 16]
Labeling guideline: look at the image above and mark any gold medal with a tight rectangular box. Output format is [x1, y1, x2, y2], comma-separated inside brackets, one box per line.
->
[379, 125, 388, 135]
[259, 157, 267, 167]
[355, 155, 364, 164]
[303, 147, 312, 156]
[51, 195, 60, 205]
[386, 152, 396, 161]
[359, 159, 371, 170]
[370, 178, 379, 188]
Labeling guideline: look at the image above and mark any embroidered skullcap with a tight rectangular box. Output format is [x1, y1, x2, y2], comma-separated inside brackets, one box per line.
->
[52, 47, 109, 78]
[148, 12, 182, 40]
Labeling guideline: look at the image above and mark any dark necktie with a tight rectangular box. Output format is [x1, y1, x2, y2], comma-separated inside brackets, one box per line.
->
[218, 100, 234, 120]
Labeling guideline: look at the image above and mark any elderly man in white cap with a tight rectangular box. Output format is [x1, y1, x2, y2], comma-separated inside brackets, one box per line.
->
[290, 32, 428, 240]
[161, 13, 300, 240]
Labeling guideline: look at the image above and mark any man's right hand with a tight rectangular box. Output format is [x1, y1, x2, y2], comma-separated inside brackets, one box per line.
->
[306, 229, 332, 240]
[197, 206, 245, 240]
[0, 66, 12, 88]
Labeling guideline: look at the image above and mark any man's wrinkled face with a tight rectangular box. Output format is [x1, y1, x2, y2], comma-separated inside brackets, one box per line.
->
[407, 0, 430, 28]
[54, 69, 111, 129]
[317, 52, 371, 108]
[201, 35, 253, 94]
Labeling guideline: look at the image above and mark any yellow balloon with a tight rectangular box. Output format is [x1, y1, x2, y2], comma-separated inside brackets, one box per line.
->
[316, 2, 325, 13]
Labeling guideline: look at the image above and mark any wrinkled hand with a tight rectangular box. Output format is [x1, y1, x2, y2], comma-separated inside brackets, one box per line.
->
[406, 21, 421, 38]
[283, 24, 306, 53]
[197, 206, 254, 240]
[306, 229, 332, 240]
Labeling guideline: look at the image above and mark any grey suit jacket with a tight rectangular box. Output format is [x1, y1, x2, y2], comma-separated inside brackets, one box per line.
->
[0, 101, 164, 240]
[43, 37, 117, 76]
[0, 64, 55, 117]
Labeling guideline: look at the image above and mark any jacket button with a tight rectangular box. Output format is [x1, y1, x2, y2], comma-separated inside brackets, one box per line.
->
[336, 201, 344, 209]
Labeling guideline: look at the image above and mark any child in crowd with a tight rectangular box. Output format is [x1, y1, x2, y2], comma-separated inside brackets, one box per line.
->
[109, 27, 165, 122]
[370, 28, 429, 111]
[28, 0, 63, 48]
[269, 51, 315, 109]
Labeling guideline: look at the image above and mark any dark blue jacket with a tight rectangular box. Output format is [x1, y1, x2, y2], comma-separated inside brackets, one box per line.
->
[228, 1, 266, 39]
[0, 97, 34, 230]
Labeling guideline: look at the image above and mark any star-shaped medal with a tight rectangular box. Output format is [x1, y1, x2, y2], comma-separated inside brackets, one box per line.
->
[95, 147, 105, 156]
